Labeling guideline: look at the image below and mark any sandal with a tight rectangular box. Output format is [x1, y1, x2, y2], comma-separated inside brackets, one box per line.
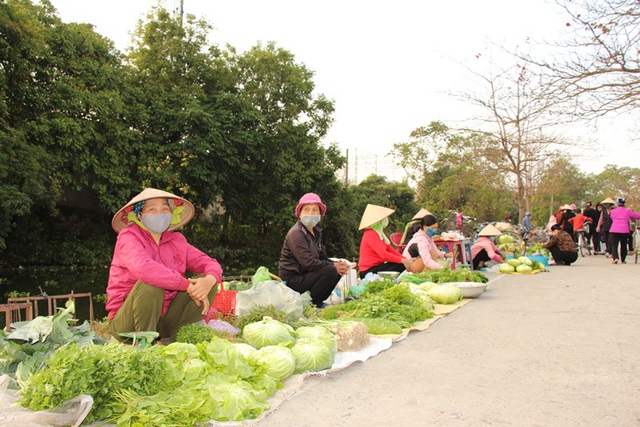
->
[612, 259, 619, 264]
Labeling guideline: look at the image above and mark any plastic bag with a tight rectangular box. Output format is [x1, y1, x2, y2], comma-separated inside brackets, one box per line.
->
[251, 266, 273, 284]
[0, 374, 93, 426]
[196, 319, 240, 335]
[235, 281, 305, 321]
[326, 269, 357, 305]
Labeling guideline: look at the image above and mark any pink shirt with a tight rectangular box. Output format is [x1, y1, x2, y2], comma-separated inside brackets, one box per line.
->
[403, 229, 445, 270]
[471, 236, 501, 260]
[609, 207, 640, 234]
[106, 224, 222, 318]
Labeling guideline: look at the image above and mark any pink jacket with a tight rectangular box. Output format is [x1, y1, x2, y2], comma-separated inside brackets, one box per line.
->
[609, 207, 640, 234]
[106, 224, 222, 318]
[471, 236, 502, 261]
[403, 229, 445, 270]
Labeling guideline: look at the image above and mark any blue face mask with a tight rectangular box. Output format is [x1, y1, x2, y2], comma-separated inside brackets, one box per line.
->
[426, 228, 438, 237]
[141, 213, 172, 234]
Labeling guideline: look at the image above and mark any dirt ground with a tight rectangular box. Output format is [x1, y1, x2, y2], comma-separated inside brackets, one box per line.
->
[257, 254, 640, 426]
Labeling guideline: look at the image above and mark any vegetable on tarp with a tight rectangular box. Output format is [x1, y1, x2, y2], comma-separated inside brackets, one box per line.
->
[516, 264, 533, 273]
[248, 345, 296, 382]
[427, 284, 463, 304]
[290, 337, 336, 374]
[499, 263, 516, 273]
[242, 316, 295, 349]
[328, 321, 370, 351]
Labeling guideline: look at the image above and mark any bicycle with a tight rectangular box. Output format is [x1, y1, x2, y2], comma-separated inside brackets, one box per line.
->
[632, 221, 640, 264]
[576, 223, 592, 257]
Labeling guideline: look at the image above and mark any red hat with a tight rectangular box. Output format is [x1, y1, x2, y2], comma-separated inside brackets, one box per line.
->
[295, 193, 327, 217]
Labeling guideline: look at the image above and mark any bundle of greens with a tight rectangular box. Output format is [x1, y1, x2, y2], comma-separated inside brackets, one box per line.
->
[19, 338, 281, 425]
[0, 300, 103, 381]
[317, 283, 434, 329]
[399, 267, 489, 285]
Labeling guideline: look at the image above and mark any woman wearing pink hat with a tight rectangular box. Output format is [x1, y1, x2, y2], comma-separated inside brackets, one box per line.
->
[107, 188, 223, 343]
[278, 193, 349, 308]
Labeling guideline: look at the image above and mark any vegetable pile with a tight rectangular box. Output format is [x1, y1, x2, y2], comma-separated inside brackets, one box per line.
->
[498, 256, 544, 274]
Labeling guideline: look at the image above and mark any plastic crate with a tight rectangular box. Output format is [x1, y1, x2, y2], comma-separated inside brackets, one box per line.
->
[204, 282, 237, 321]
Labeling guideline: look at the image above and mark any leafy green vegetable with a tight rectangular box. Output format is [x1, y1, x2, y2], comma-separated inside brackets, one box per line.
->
[242, 316, 295, 349]
[291, 337, 336, 374]
[427, 284, 464, 304]
[351, 318, 403, 335]
[176, 323, 217, 344]
[248, 345, 296, 381]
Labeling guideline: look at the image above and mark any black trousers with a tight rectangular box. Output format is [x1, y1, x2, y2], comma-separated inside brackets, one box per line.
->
[282, 264, 341, 307]
[609, 232, 629, 262]
[472, 248, 491, 270]
[549, 247, 578, 265]
[359, 262, 405, 279]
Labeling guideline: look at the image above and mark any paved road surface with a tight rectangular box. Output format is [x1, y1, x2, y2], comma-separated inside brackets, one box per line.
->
[257, 254, 640, 426]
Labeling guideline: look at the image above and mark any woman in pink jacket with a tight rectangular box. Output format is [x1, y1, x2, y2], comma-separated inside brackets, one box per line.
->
[608, 197, 640, 264]
[107, 188, 222, 342]
[403, 214, 453, 272]
[471, 224, 504, 270]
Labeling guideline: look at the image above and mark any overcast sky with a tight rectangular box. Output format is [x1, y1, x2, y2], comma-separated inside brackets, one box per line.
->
[49, 0, 639, 180]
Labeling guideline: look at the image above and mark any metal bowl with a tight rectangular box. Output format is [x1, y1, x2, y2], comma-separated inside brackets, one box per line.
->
[448, 282, 488, 298]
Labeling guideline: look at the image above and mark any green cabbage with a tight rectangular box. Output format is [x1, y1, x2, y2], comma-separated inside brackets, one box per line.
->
[427, 284, 463, 304]
[516, 264, 533, 273]
[233, 342, 257, 358]
[242, 317, 295, 349]
[248, 345, 296, 381]
[291, 337, 336, 373]
[517, 256, 533, 266]
[499, 263, 515, 273]
[295, 326, 337, 352]
[499, 235, 515, 244]
[506, 258, 521, 267]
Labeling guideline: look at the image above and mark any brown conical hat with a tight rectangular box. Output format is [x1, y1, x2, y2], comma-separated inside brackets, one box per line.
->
[111, 188, 195, 233]
[358, 204, 395, 230]
[478, 224, 503, 236]
[411, 208, 432, 221]
[601, 197, 616, 205]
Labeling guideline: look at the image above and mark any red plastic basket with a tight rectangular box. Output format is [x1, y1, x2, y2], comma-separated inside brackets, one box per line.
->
[204, 282, 237, 321]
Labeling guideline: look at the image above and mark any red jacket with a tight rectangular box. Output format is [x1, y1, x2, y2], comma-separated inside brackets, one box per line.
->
[568, 214, 592, 232]
[358, 228, 404, 272]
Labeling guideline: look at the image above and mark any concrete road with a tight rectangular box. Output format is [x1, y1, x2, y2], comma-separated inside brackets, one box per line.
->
[257, 254, 640, 426]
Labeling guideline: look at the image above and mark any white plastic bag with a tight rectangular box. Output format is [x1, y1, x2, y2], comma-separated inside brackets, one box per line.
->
[234, 280, 308, 320]
[0, 374, 93, 426]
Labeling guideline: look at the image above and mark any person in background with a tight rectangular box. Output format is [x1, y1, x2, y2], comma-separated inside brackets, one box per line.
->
[596, 197, 616, 258]
[568, 208, 592, 243]
[470, 224, 504, 270]
[546, 207, 561, 233]
[583, 201, 600, 253]
[400, 208, 431, 245]
[278, 193, 349, 308]
[358, 204, 412, 278]
[608, 197, 640, 264]
[455, 210, 463, 230]
[107, 188, 222, 343]
[542, 224, 578, 266]
[522, 211, 533, 233]
[559, 204, 576, 238]
[403, 214, 453, 272]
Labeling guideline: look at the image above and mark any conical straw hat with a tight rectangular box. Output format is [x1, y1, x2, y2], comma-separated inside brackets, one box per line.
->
[358, 204, 395, 230]
[601, 197, 616, 205]
[411, 208, 432, 221]
[478, 224, 503, 236]
[560, 204, 573, 211]
[111, 188, 195, 233]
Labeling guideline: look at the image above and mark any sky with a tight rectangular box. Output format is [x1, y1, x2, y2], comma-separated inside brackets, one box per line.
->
[48, 0, 638, 181]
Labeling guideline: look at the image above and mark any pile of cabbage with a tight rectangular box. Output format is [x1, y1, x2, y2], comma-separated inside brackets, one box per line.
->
[242, 317, 337, 377]
[409, 282, 464, 304]
[498, 256, 542, 273]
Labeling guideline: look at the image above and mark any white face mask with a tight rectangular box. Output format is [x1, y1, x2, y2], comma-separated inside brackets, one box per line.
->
[300, 214, 321, 228]
[141, 213, 172, 233]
